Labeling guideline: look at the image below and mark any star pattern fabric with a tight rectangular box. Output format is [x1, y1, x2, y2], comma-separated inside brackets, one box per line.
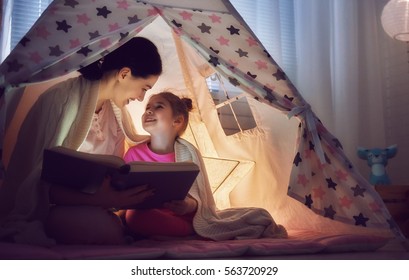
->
[0, 0, 155, 84]
[0, 0, 398, 236]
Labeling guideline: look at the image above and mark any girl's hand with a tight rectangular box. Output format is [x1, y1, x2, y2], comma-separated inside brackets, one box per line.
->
[96, 176, 155, 209]
[163, 195, 197, 215]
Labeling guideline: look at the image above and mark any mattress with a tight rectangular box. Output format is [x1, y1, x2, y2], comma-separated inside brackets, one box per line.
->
[0, 230, 393, 260]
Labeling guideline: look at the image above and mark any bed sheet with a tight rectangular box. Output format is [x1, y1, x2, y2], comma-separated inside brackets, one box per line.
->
[0, 230, 390, 260]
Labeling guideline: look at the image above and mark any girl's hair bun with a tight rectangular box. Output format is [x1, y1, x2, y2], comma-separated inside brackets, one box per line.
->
[181, 97, 193, 112]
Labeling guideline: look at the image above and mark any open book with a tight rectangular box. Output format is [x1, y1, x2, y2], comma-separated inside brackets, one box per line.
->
[41, 146, 200, 209]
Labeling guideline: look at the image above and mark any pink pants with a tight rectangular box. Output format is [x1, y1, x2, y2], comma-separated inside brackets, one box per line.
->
[125, 208, 195, 237]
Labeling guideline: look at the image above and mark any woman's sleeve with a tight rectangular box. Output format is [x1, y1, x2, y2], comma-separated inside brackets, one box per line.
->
[6, 87, 77, 186]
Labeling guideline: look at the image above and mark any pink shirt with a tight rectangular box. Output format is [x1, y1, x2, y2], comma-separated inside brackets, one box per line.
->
[124, 142, 175, 163]
[123, 142, 194, 238]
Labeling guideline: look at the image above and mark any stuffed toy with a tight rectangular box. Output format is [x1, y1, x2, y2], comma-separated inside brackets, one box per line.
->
[357, 144, 397, 185]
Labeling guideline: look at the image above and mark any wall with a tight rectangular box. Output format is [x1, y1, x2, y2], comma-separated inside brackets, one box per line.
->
[381, 39, 409, 185]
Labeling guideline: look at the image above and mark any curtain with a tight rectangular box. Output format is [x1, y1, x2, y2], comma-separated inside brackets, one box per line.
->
[294, 0, 388, 170]
[0, 0, 12, 62]
[232, 0, 409, 183]
[0, 0, 52, 62]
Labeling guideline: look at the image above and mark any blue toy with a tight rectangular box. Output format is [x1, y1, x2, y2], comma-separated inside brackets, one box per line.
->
[357, 145, 397, 185]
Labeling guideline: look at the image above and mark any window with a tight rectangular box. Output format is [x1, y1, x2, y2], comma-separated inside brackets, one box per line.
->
[206, 73, 257, 136]
[11, 0, 52, 47]
[1, 0, 52, 61]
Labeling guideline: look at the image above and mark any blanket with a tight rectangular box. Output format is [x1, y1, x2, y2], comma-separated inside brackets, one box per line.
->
[175, 138, 287, 240]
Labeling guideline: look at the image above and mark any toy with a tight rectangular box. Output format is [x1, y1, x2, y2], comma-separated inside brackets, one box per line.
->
[357, 145, 397, 185]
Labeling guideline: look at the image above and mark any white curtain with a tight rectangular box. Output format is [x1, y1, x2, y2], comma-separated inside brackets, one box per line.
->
[294, 0, 389, 170]
[0, 0, 52, 62]
[0, 0, 13, 62]
[232, 0, 408, 182]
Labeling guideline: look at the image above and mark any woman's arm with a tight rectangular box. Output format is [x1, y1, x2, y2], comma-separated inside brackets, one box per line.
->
[49, 177, 154, 209]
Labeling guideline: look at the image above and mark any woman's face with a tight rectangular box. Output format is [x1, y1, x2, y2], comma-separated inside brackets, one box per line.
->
[113, 73, 159, 108]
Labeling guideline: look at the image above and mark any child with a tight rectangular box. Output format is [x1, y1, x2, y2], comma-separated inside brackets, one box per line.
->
[123, 91, 197, 238]
[123, 91, 288, 241]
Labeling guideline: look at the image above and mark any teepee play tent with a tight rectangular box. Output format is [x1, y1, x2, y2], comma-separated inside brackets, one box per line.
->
[0, 0, 406, 258]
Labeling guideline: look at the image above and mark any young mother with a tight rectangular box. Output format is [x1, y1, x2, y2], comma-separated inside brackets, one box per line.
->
[0, 37, 162, 245]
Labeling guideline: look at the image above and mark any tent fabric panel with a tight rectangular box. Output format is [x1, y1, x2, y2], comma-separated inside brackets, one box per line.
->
[160, 7, 300, 108]
[0, 0, 400, 238]
[0, 0, 158, 86]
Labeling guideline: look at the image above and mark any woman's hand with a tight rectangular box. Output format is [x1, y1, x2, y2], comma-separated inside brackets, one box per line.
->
[96, 176, 155, 209]
[49, 176, 154, 209]
[163, 195, 197, 215]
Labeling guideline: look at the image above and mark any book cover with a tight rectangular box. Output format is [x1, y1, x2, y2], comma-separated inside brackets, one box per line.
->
[41, 147, 200, 209]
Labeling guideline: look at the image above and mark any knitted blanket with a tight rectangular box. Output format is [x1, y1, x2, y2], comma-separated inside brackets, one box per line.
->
[174, 138, 287, 240]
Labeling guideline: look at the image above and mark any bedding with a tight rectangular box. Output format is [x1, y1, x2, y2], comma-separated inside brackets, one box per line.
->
[0, 230, 394, 260]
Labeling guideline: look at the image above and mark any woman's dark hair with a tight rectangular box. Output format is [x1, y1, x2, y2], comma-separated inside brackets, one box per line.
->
[79, 37, 162, 80]
[155, 91, 193, 136]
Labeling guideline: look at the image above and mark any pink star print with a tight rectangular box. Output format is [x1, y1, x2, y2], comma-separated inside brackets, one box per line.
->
[109, 23, 120, 32]
[35, 25, 50, 40]
[304, 149, 313, 159]
[69, 38, 81, 49]
[179, 11, 193, 21]
[191, 35, 201, 42]
[217, 36, 229, 46]
[297, 174, 309, 187]
[312, 186, 326, 200]
[335, 169, 348, 181]
[172, 27, 182, 36]
[339, 195, 353, 209]
[228, 59, 238, 68]
[369, 201, 382, 212]
[147, 8, 162, 16]
[255, 60, 268, 70]
[49, 6, 58, 15]
[317, 158, 326, 170]
[29, 52, 43, 64]
[99, 38, 111, 48]
[117, 0, 129, 10]
[246, 37, 258, 47]
[209, 14, 222, 23]
[77, 13, 91, 25]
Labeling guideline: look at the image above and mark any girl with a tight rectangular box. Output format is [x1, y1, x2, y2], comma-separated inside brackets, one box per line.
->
[123, 91, 197, 238]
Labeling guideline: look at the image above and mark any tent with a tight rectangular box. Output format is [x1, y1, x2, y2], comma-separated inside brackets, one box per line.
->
[0, 0, 406, 258]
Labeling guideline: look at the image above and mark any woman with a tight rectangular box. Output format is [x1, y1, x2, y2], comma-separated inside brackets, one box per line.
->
[0, 37, 163, 245]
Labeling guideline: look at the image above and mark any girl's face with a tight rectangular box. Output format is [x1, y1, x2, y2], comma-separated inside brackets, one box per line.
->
[142, 95, 179, 136]
[113, 72, 159, 108]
